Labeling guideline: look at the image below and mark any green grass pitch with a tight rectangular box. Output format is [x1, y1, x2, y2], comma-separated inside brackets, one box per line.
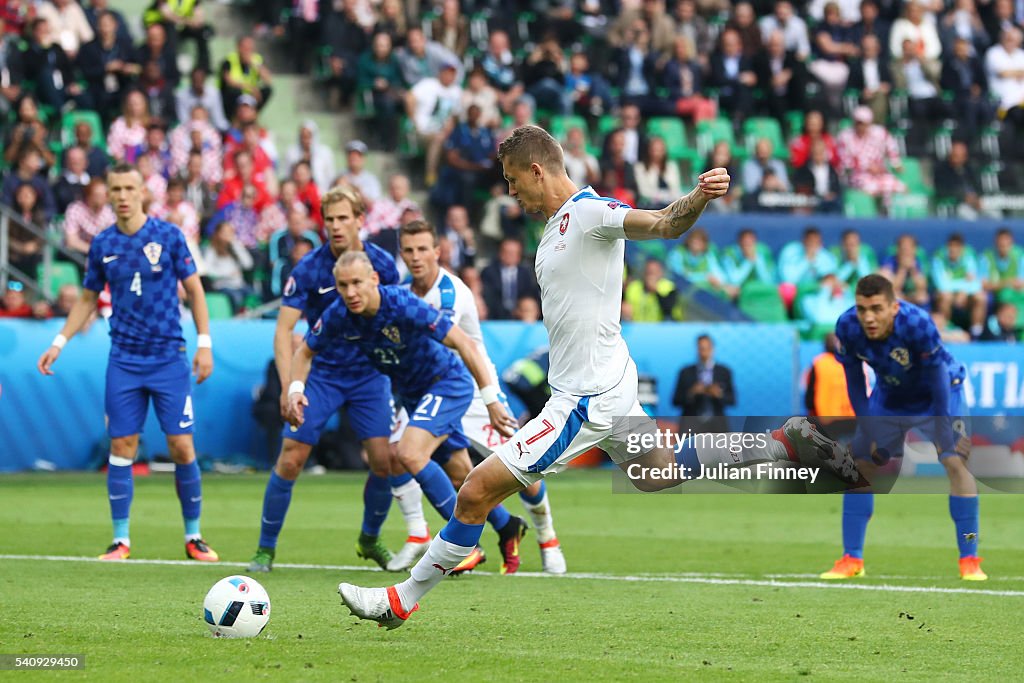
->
[1, 471, 1022, 681]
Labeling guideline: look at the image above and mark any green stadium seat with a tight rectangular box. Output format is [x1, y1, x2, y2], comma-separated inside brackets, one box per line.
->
[784, 110, 804, 138]
[889, 192, 930, 219]
[738, 281, 787, 322]
[803, 321, 836, 341]
[843, 190, 878, 218]
[997, 288, 1024, 312]
[597, 114, 620, 139]
[354, 88, 375, 118]
[60, 110, 105, 148]
[742, 117, 788, 160]
[398, 117, 422, 158]
[206, 292, 234, 319]
[696, 117, 738, 159]
[645, 117, 698, 163]
[548, 114, 589, 144]
[897, 158, 929, 195]
[36, 261, 80, 299]
[243, 292, 263, 311]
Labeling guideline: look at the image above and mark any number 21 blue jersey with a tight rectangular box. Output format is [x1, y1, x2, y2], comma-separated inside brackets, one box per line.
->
[306, 285, 470, 398]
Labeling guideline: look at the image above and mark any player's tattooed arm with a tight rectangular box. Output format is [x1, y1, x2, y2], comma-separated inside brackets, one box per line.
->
[623, 168, 730, 240]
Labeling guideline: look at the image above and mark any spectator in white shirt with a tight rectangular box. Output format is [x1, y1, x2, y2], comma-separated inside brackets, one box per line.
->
[337, 140, 381, 203]
[36, 0, 93, 59]
[889, 1, 942, 67]
[283, 119, 336, 191]
[405, 60, 463, 185]
[201, 220, 255, 313]
[175, 67, 229, 131]
[758, 1, 811, 60]
[985, 26, 1024, 133]
[634, 136, 682, 208]
[562, 126, 600, 188]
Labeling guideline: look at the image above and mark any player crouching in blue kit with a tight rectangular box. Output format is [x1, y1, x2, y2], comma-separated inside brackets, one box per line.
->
[286, 251, 523, 586]
[820, 274, 985, 581]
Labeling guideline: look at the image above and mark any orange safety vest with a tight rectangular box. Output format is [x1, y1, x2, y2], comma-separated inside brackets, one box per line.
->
[811, 352, 855, 421]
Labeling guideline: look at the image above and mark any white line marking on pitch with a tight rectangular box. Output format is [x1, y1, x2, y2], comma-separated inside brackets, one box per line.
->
[2, 554, 1022, 597]
[766, 573, 1024, 581]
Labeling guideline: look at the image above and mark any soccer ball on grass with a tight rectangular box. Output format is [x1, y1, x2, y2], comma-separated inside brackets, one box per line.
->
[203, 575, 271, 638]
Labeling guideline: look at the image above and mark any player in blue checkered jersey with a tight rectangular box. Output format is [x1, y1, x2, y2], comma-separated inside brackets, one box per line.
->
[247, 186, 423, 573]
[820, 274, 985, 581]
[37, 163, 219, 562]
[286, 251, 519, 578]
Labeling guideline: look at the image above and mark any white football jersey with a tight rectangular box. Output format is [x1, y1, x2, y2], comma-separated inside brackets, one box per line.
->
[535, 186, 633, 395]
[402, 267, 498, 392]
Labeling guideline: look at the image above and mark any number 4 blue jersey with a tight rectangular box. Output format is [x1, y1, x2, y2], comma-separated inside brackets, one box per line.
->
[835, 301, 967, 415]
[83, 217, 197, 360]
[306, 285, 470, 398]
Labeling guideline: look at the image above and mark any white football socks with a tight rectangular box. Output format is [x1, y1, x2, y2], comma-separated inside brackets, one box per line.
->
[392, 479, 428, 538]
[521, 493, 556, 544]
[394, 535, 473, 611]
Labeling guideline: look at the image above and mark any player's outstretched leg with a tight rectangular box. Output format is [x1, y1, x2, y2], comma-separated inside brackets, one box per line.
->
[386, 472, 431, 571]
[168, 435, 218, 562]
[101, 451, 135, 560]
[519, 481, 566, 574]
[659, 417, 859, 489]
[821, 492, 871, 579]
[339, 455, 524, 629]
[248, 439, 310, 572]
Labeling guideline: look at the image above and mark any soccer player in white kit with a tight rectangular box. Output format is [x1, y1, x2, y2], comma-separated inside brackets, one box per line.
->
[339, 125, 853, 628]
[390, 219, 567, 574]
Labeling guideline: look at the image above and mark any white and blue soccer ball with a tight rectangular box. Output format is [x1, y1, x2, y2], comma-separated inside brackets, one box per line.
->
[203, 575, 271, 638]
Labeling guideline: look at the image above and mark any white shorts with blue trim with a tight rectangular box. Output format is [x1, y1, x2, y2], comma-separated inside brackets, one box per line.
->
[494, 359, 657, 486]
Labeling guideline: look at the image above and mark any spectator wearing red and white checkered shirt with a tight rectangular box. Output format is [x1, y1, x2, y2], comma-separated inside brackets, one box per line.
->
[169, 108, 223, 184]
[361, 173, 415, 237]
[255, 179, 307, 244]
[150, 177, 200, 242]
[107, 89, 149, 162]
[63, 178, 115, 259]
[836, 105, 906, 205]
[151, 177, 206, 275]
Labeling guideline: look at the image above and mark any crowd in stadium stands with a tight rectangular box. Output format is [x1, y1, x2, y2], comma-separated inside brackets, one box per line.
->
[0, 0, 1022, 342]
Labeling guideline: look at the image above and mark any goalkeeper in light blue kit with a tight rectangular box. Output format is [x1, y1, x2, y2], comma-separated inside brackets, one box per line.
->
[820, 274, 985, 581]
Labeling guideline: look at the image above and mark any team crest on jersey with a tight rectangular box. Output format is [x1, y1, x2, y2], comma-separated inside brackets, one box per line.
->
[143, 242, 163, 271]
[558, 213, 569, 235]
[607, 201, 621, 210]
[381, 325, 401, 345]
[889, 347, 910, 367]
[312, 318, 323, 336]
[284, 276, 296, 297]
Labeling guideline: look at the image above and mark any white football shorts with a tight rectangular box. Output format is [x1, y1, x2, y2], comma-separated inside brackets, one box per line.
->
[494, 358, 658, 486]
